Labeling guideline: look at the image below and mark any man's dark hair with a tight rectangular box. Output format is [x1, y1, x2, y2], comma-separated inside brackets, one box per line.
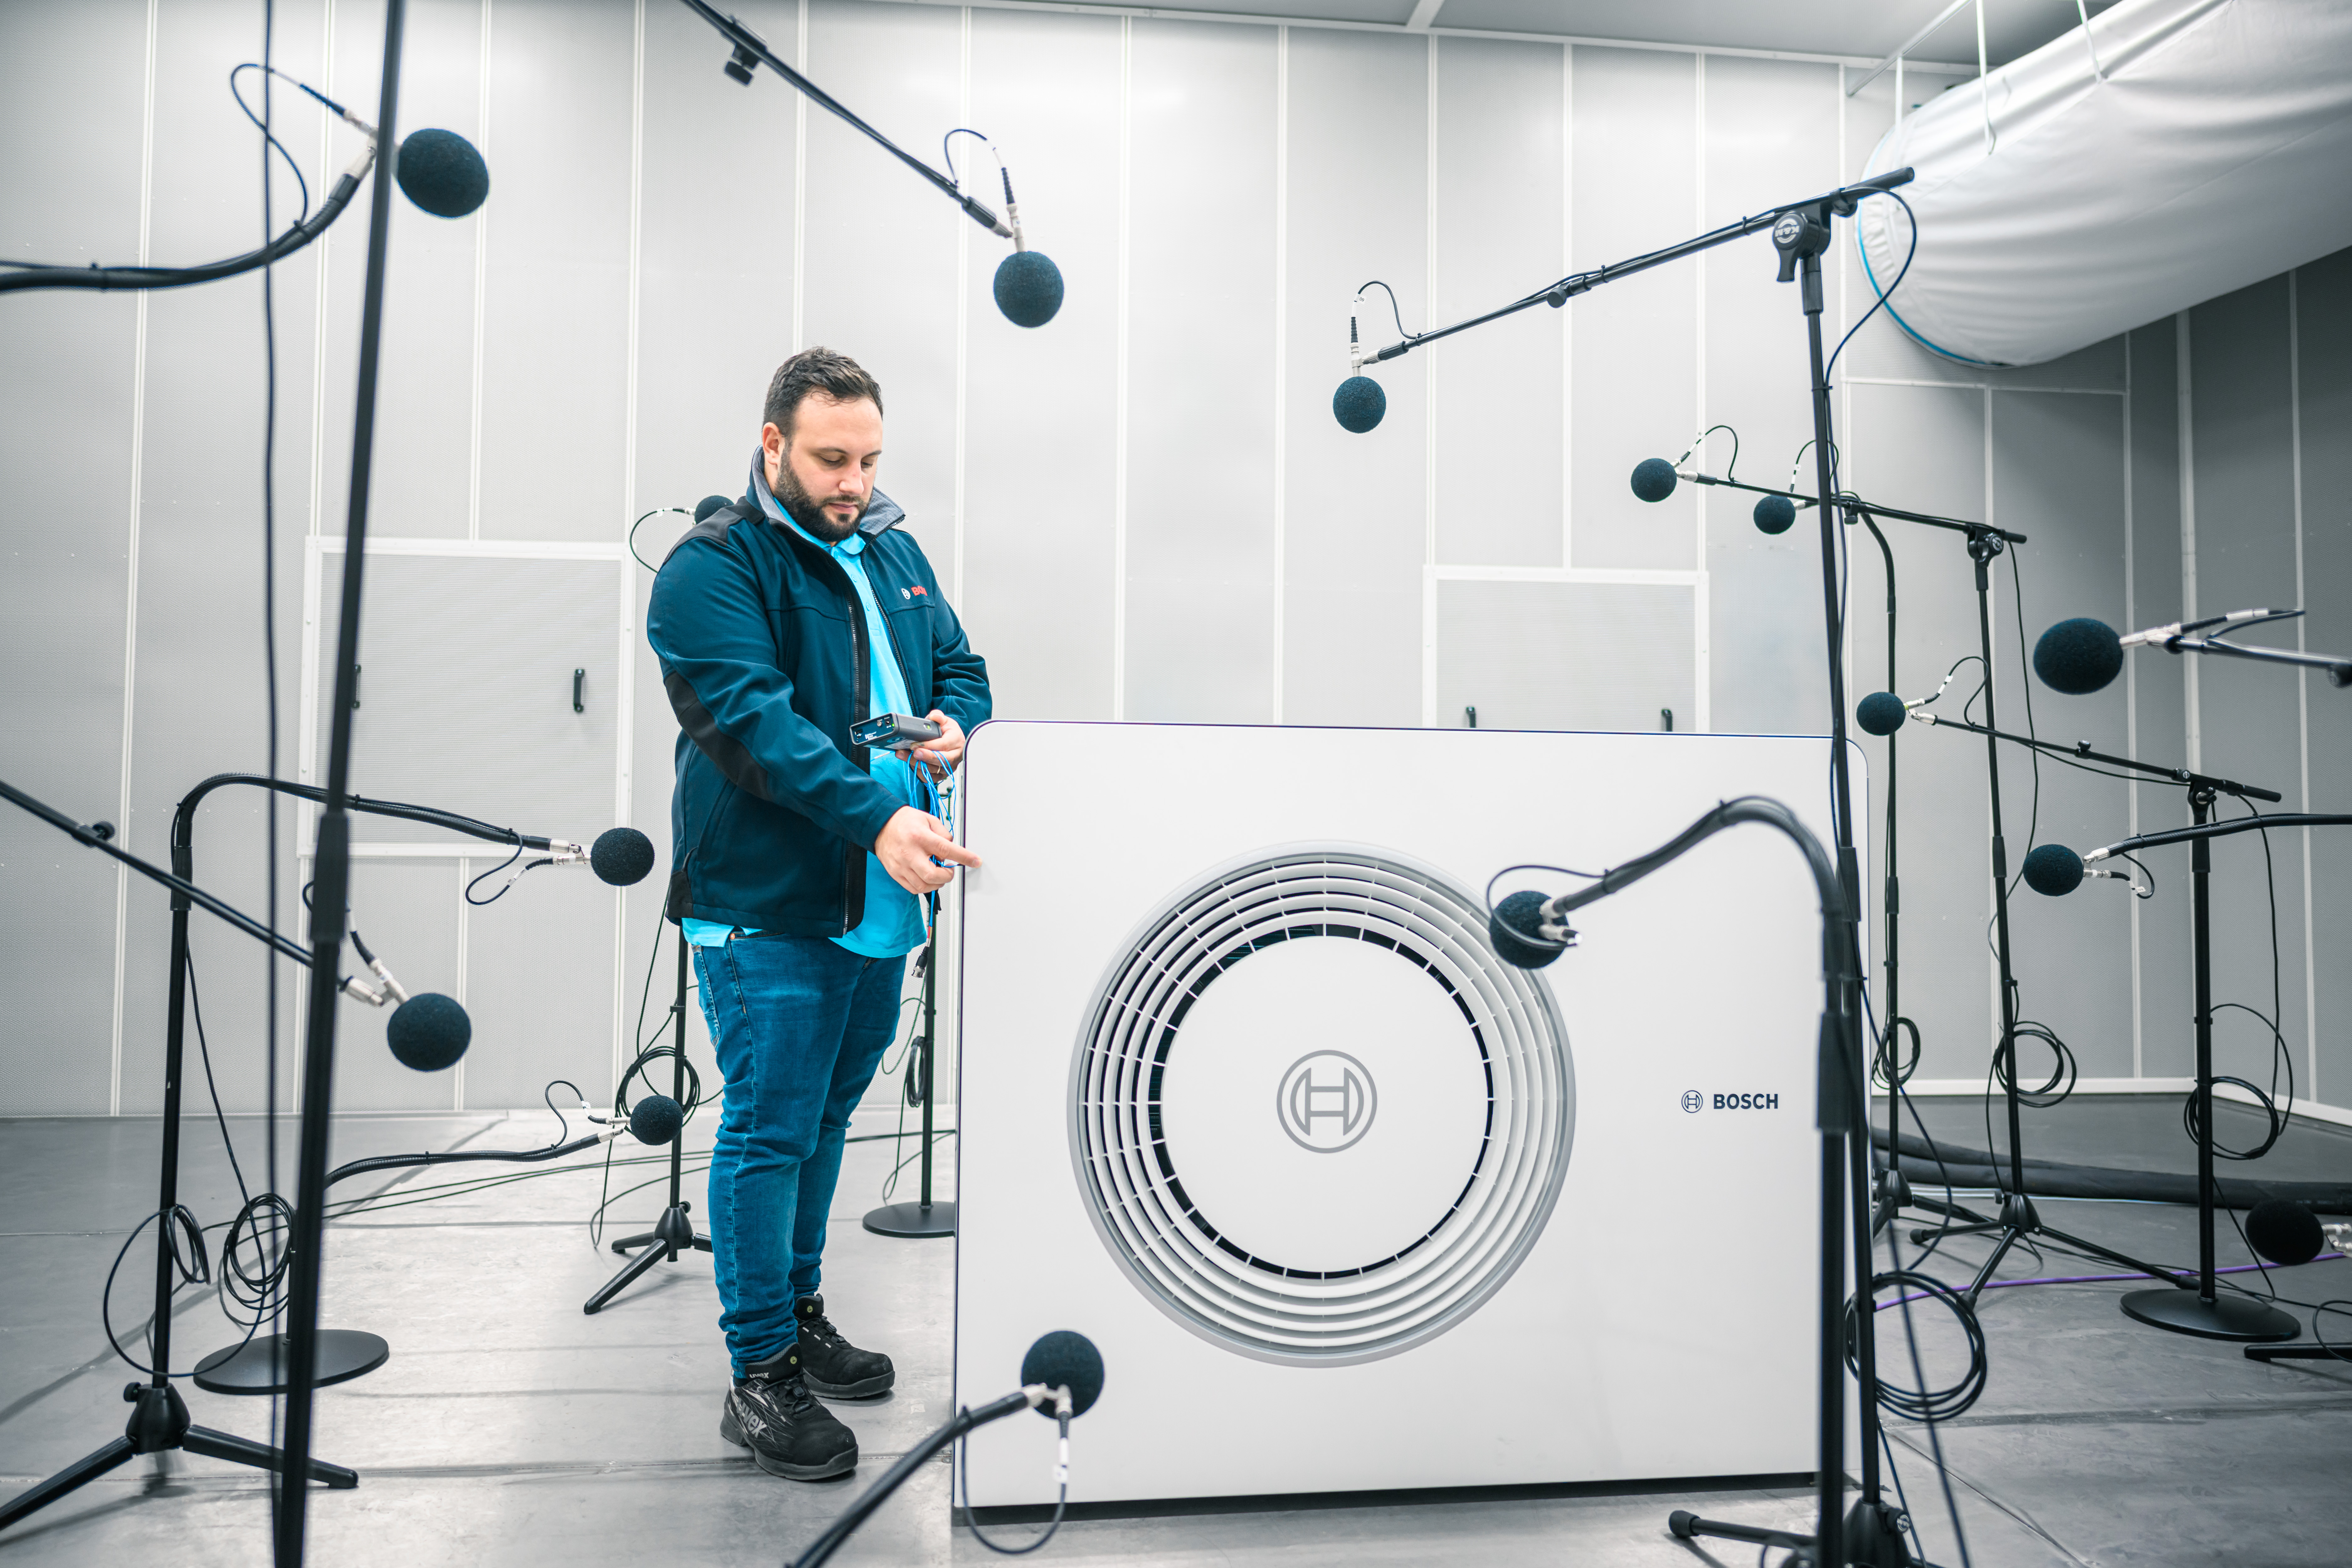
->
[763, 347, 884, 441]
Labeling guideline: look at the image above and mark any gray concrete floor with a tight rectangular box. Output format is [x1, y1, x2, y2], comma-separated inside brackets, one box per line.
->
[0, 1094, 2346, 1566]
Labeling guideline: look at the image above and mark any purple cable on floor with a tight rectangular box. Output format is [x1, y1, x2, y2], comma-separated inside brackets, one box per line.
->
[1880, 1252, 2346, 1309]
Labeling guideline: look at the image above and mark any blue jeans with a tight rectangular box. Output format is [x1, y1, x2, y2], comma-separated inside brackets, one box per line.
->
[695, 934, 907, 1375]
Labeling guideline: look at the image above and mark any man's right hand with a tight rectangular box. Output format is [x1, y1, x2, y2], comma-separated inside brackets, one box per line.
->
[874, 806, 981, 895]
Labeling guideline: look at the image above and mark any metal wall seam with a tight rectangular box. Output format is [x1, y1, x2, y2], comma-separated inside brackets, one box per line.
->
[1419, 32, 1438, 728]
[1691, 50, 1707, 733]
[616, 0, 650, 1098]
[1559, 42, 1573, 570]
[468, 0, 496, 542]
[793, 0, 809, 352]
[954, 7, 972, 607]
[2289, 269, 2316, 1100]
[1271, 24, 1288, 724]
[109, 0, 163, 1117]
[2124, 332, 2142, 1077]
[454, 858, 471, 1110]
[1111, 14, 1132, 719]
[2177, 311, 2199, 771]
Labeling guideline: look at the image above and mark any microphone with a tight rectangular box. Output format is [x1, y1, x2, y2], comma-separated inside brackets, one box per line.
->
[2032, 618, 2125, 694]
[2246, 1199, 2325, 1268]
[1488, 888, 1574, 970]
[2020, 843, 2141, 898]
[987, 160, 1062, 328]
[387, 991, 472, 1072]
[1855, 691, 1912, 736]
[628, 1094, 684, 1147]
[1018, 1329, 1106, 1419]
[1753, 494, 1798, 535]
[586, 826, 657, 886]
[395, 128, 490, 219]
[694, 494, 734, 522]
[1333, 297, 1388, 433]
[1629, 457, 1679, 503]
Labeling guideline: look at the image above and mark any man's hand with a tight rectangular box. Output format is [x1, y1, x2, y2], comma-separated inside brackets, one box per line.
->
[874, 805, 980, 895]
[897, 710, 966, 778]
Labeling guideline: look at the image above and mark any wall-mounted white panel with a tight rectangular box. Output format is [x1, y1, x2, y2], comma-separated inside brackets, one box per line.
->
[799, 0, 962, 545]
[961, 8, 1122, 721]
[1843, 381, 1989, 1078]
[1433, 39, 1562, 569]
[1434, 580, 1692, 734]
[1568, 46, 1694, 572]
[336, 0, 485, 541]
[1125, 20, 1279, 723]
[1700, 54, 1836, 738]
[632, 0, 801, 518]
[335, 860, 465, 1112]
[479, 0, 637, 541]
[1283, 28, 1428, 727]
[2184, 278, 2309, 1088]
[1987, 389, 2134, 1081]
[2297, 252, 2352, 1105]
[467, 872, 621, 1108]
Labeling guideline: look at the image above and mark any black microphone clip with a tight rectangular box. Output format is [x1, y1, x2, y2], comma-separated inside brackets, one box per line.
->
[1771, 206, 1831, 283]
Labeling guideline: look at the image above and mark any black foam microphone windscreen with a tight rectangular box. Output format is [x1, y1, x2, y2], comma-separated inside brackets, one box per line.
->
[1753, 494, 1797, 535]
[591, 827, 657, 887]
[693, 494, 733, 522]
[2245, 1199, 2325, 1268]
[629, 1094, 684, 1147]
[1019, 1330, 1105, 1418]
[2033, 617, 2124, 696]
[396, 129, 491, 218]
[994, 250, 1063, 328]
[387, 992, 471, 1072]
[1629, 458, 1678, 503]
[2021, 844, 2085, 897]
[1489, 890, 1564, 970]
[1332, 375, 1386, 433]
[1855, 691, 1908, 736]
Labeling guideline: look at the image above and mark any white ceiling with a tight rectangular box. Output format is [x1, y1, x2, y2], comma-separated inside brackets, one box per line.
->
[1032, 0, 2120, 68]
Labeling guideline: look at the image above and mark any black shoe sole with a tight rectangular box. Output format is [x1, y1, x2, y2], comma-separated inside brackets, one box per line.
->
[804, 1369, 894, 1400]
[719, 1404, 858, 1481]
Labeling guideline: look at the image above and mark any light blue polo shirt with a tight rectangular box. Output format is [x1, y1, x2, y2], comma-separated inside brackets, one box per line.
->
[683, 493, 929, 960]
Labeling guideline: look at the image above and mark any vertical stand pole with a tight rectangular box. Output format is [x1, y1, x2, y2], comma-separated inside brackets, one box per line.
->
[2120, 789, 2297, 1340]
[863, 911, 955, 1238]
[278, 4, 405, 1560]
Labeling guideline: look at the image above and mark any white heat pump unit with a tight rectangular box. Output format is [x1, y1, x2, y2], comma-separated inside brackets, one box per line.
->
[952, 722, 1857, 1506]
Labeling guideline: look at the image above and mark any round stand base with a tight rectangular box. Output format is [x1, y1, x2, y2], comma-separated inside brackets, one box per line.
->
[2120, 1288, 2299, 1342]
[863, 1200, 955, 1238]
[191, 1330, 391, 1395]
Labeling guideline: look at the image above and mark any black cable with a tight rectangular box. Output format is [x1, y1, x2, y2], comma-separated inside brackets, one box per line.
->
[629, 505, 691, 572]
[462, 838, 528, 905]
[1845, 1270, 1988, 1422]
[1825, 189, 1918, 387]
[100, 1206, 210, 1377]
[956, 1411, 1071, 1556]
[230, 63, 314, 226]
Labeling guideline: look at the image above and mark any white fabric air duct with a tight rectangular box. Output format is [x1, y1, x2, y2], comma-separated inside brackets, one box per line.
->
[1856, 0, 2352, 367]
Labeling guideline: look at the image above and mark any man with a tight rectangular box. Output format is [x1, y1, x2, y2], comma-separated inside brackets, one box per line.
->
[647, 347, 988, 1481]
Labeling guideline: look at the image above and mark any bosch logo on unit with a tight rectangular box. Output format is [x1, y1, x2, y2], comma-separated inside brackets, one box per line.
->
[1711, 1091, 1781, 1110]
[1679, 1090, 1703, 1114]
[1278, 1051, 1377, 1152]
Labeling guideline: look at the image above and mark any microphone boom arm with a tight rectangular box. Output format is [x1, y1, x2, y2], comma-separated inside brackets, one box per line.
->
[675, 0, 1012, 239]
[1908, 715, 2282, 803]
[2085, 812, 2352, 866]
[1359, 169, 1914, 365]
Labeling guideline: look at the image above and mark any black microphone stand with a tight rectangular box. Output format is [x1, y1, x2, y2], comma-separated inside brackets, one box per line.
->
[280, 2, 406, 1557]
[2076, 809, 2352, 1341]
[1893, 716, 2293, 1310]
[585, 890, 711, 1314]
[864, 914, 954, 1238]
[1359, 170, 1917, 1568]
[0, 776, 362, 1534]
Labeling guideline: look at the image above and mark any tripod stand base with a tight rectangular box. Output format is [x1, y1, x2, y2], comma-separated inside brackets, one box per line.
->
[584, 1202, 708, 1315]
[2121, 1288, 2300, 1342]
[191, 1329, 390, 1395]
[862, 1200, 955, 1238]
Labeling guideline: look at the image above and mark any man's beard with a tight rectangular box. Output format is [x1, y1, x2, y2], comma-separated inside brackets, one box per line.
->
[770, 457, 866, 543]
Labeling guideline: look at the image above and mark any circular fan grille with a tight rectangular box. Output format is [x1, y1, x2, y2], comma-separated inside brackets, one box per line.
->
[1068, 845, 1574, 1364]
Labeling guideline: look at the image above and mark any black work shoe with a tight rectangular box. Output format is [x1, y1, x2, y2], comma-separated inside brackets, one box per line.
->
[793, 1294, 896, 1399]
[719, 1346, 858, 1480]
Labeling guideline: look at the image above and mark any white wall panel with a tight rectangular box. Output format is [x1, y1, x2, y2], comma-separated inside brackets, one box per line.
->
[632, 0, 801, 518]
[2296, 252, 2352, 1106]
[1283, 27, 1427, 727]
[479, 0, 638, 541]
[1432, 39, 1562, 569]
[799, 0, 962, 545]
[1435, 580, 1693, 734]
[1567, 46, 1694, 571]
[1700, 54, 1836, 738]
[1124, 20, 1280, 723]
[961, 8, 1122, 721]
